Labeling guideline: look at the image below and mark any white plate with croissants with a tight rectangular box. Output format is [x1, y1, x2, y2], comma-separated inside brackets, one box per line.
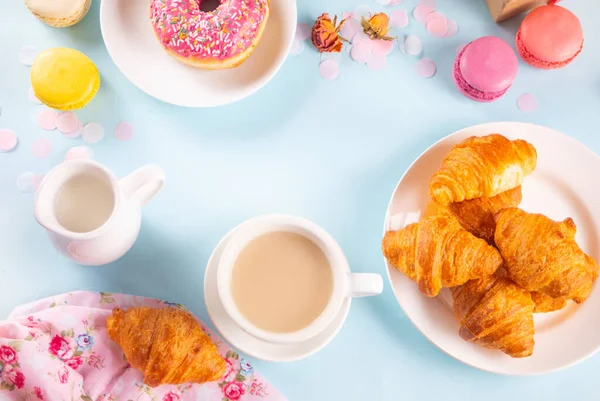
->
[382, 122, 600, 375]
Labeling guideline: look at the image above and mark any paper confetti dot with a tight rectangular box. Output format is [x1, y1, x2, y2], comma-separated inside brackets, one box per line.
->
[425, 11, 445, 24]
[340, 17, 361, 40]
[367, 54, 387, 71]
[114, 121, 134, 141]
[65, 146, 94, 161]
[321, 52, 342, 62]
[404, 35, 423, 56]
[342, 11, 353, 20]
[17, 172, 36, 193]
[413, 5, 435, 24]
[389, 0, 403, 5]
[517, 93, 538, 113]
[375, 0, 391, 5]
[29, 87, 42, 105]
[445, 19, 458, 37]
[351, 42, 372, 64]
[31, 138, 52, 158]
[290, 39, 305, 55]
[31, 174, 44, 190]
[416, 58, 436, 78]
[56, 112, 80, 134]
[82, 123, 105, 144]
[0, 129, 18, 152]
[353, 5, 371, 21]
[64, 121, 83, 139]
[419, 0, 437, 7]
[390, 9, 409, 28]
[371, 39, 395, 56]
[426, 17, 448, 37]
[37, 109, 59, 130]
[352, 31, 370, 45]
[319, 60, 339, 80]
[296, 23, 310, 41]
[457, 43, 467, 54]
[18, 45, 38, 66]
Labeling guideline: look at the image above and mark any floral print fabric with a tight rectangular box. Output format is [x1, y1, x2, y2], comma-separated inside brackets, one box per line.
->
[0, 291, 286, 401]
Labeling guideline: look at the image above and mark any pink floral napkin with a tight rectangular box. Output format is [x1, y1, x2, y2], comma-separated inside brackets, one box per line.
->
[0, 291, 287, 401]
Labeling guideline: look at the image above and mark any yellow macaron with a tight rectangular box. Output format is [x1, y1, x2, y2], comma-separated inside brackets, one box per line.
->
[24, 0, 92, 28]
[30, 48, 100, 111]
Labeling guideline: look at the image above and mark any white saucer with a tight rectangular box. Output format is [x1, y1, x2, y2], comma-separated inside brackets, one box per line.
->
[383, 122, 600, 375]
[100, 0, 297, 107]
[204, 224, 351, 362]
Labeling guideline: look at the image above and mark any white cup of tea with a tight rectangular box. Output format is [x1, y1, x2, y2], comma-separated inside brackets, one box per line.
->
[217, 214, 383, 344]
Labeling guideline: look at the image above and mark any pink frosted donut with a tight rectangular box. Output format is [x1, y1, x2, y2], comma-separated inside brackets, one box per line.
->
[150, 0, 270, 69]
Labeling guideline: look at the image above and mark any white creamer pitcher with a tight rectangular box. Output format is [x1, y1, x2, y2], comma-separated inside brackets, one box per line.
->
[34, 160, 166, 266]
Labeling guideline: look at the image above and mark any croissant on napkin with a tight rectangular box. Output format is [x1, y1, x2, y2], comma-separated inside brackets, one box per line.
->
[429, 134, 537, 205]
[107, 306, 226, 387]
[494, 208, 599, 303]
[382, 215, 503, 297]
[451, 274, 535, 358]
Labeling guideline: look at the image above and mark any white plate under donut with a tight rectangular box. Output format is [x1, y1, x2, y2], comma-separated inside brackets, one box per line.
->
[383, 122, 600, 375]
[100, 0, 297, 107]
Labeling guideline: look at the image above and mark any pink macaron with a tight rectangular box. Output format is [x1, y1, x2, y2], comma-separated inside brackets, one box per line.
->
[516, 5, 583, 69]
[453, 36, 518, 102]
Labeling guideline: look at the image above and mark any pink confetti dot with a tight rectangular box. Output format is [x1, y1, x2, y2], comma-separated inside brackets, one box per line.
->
[404, 35, 423, 56]
[114, 121, 134, 141]
[419, 0, 437, 7]
[351, 42, 372, 64]
[426, 17, 448, 37]
[413, 5, 435, 24]
[342, 11, 353, 20]
[389, 0, 403, 5]
[0, 129, 18, 152]
[517, 93, 538, 113]
[82, 122, 105, 144]
[56, 112, 80, 134]
[31, 138, 52, 159]
[295, 23, 310, 41]
[64, 121, 83, 138]
[425, 11, 445, 24]
[29, 87, 42, 105]
[65, 146, 94, 161]
[37, 109, 59, 131]
[416, 58, 436, 78]
[340, 18, 360, 40]
[445, 19, 458, 37]
[371, 39, 395, 56]
[353, 5, 371, 21]
[367, 54, 387, 71]
[319, 60, 339, 80]
[32, 174, 44, 191]
[390, 9, 409, 28]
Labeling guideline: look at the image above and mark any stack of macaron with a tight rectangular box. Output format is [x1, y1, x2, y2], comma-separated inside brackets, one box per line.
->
[516, 4, 583, 69]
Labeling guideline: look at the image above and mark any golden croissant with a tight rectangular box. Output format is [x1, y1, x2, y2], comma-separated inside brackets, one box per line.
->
[107, 307, 226, 387]
[448, 186, 522, 243]
[531, 291, 568, 313]
[451, 274, 535, 358]
[429, 134, 537, 205]
[382, 215, 503, 297]
[494, 208, 599, 303]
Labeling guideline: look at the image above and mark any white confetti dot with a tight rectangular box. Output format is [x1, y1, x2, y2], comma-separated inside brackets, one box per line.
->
[65, 146, 94, 161]
[416, 58, 436, 78]
[319, 60, 339, 80]
[353, 5, 372, 21]
[404, 35, 423, 56]
[29, 87, 42, 105]
[290, 39, 305, 55]
[19, 45, 39, 66]
[0, 129, 18, 152]
[320, 52, 342, 62]
[82, 122, 105, 144]
[17, 172, 36, 193]
[517, 93, 539, 113]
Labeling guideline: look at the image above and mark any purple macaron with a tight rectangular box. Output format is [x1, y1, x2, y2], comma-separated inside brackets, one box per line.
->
[453, 36, 519, 102]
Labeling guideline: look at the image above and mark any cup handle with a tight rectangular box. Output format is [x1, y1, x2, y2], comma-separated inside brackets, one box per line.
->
[348, 273, 383, 298]
[119, 164, 166, 206]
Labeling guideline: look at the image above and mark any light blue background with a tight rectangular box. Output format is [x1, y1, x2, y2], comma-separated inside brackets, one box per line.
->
[1, 0, 600, 400]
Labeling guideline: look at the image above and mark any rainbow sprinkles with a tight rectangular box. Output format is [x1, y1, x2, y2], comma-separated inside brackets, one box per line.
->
[150, 0, 269, 69]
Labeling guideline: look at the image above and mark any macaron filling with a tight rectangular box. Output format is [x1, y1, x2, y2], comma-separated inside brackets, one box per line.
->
[453, 45, 509, 101]
[516, 29, 583, 69]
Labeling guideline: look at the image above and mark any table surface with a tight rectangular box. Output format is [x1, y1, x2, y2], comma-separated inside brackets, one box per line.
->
[2, 0, 600, 400]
